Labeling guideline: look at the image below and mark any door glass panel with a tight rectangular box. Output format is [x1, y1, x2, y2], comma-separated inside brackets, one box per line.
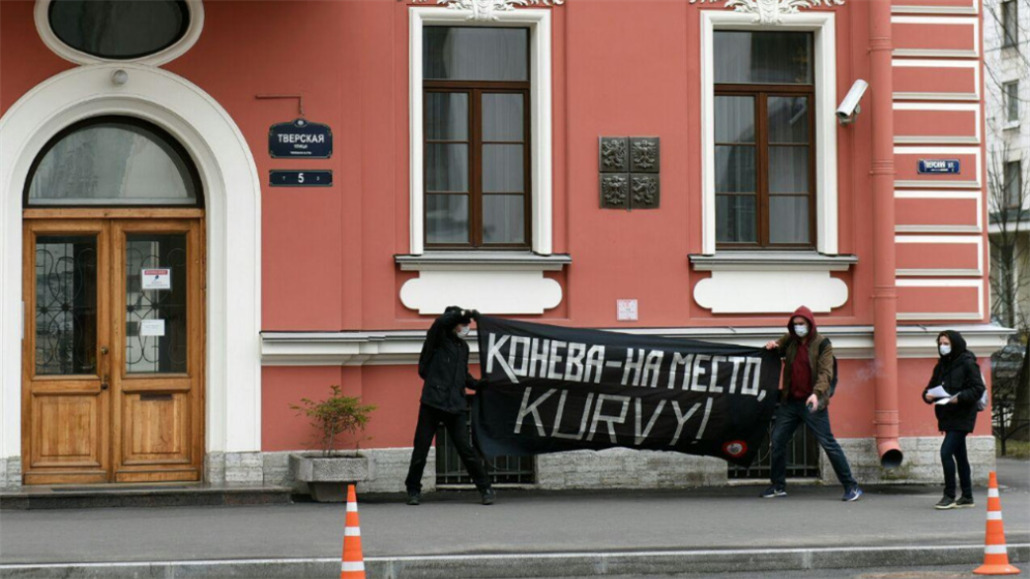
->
[124, 233, 188, 374]
[35, 236, 98, 375]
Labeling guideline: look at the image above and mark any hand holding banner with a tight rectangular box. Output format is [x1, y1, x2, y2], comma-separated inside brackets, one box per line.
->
[473, 316, 781, 467]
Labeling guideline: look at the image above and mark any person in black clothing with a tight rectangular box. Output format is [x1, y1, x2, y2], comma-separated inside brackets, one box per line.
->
[922, 330, 986, 510]
[405, 306, 494, 506]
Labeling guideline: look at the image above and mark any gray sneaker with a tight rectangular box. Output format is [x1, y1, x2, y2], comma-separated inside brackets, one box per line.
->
[480, 488, 496, 505]
[406, 491, 421, 506]
[935, 495, 957, 510]
[761, 485, 787, 498]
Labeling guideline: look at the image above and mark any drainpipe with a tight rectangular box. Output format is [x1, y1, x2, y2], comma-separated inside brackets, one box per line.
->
[869, 0, 903, 468]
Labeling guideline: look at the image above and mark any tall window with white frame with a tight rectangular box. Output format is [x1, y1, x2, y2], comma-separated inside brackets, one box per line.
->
[423, 27, 531, 249]
[1005, 81, 1020, 124]
[1001, 0, 1019, 48]
[714, 31, 816, 249]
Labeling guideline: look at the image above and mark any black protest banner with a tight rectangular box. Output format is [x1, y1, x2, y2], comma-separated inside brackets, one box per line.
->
[472, 316, 781, 467]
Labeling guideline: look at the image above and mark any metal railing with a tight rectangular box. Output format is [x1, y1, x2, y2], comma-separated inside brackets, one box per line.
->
[729, 419, 821, 479]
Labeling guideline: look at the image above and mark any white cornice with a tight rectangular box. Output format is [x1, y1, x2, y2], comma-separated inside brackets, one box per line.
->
[261, 324, 1014, 366]
[691, 0, 845, 25]
[411, 0, 562, 21]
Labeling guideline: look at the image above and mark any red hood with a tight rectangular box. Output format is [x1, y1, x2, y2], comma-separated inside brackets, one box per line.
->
[787, 305, 817, 339]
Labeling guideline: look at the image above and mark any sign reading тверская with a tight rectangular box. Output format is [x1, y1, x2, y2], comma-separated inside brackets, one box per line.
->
[269, 118, 332, 158]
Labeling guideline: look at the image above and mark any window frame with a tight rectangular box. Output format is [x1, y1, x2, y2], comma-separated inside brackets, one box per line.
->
[409, 7, 553, 256]
[23, 115, 205, 209]
[699, 11, 839, 256]
[34, 0, 204, 67]
[714, 81, 818, 250]
[1004, 81, 1020, 124]
[422, 56, 533, 249]
[1001, 0, 1019, 49]
[1004, 160, 1023, 209]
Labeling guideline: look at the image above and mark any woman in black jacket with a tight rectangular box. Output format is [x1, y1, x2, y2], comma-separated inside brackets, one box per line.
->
[922, 330, 986, 510]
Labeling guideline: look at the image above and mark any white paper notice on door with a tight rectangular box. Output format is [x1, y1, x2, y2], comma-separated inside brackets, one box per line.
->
[140, 319, 166, 337]
[141, 268, 171, 290]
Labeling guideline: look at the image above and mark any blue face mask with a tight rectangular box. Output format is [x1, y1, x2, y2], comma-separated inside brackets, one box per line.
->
[794, 324, 809, 338]
[456, 325, 471, 338]
[939, 344, 951, 356]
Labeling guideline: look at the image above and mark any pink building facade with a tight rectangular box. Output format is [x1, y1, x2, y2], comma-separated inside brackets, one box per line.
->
[0, 0, 1010, 490]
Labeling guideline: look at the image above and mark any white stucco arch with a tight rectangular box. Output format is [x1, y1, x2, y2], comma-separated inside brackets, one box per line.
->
[0, 64, 262, 470]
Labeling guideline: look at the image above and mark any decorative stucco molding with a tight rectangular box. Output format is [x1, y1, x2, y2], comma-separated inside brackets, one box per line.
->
[412, 0, 563, 21]
[691, 0, 844, 25]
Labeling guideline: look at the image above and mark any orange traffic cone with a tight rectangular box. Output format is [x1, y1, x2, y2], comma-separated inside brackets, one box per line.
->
[341, 485, 366, 579]
[973, 471, 1021, 575]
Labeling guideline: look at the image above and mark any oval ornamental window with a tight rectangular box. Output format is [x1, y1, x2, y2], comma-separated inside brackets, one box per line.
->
[47, 0, 191, 60]
[26, 117, 203, 207]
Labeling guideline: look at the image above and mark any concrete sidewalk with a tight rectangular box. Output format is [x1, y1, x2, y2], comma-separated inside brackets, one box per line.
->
[1, 458, 1027, 578]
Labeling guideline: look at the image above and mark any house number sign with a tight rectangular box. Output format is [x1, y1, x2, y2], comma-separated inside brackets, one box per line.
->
[269, 118, 333, 158]
[269, 170, 333, 187]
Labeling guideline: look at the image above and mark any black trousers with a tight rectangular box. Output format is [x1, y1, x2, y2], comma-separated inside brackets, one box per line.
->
[941, 430, 972, 499]
[405, 403, 490, 493]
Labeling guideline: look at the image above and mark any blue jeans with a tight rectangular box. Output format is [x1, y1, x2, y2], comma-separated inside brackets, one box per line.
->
[940, 430, 972, 499]
[770, 400, 857, 490]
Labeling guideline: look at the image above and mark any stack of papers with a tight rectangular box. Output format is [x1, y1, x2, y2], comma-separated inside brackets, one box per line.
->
[927, 386, 957, 405]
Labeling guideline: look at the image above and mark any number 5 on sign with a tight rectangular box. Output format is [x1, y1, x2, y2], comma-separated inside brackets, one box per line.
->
[269, 170, 333, 187]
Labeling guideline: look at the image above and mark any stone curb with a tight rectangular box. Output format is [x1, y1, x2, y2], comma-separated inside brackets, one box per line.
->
[1, 544, 1027, 578]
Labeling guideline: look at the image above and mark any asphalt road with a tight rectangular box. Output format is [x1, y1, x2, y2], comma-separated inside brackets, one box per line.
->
[547, 564, 1027, 578]
[1, 459, 1027, 566]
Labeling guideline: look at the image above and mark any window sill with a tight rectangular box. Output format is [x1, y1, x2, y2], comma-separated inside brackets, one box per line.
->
[1003, 122, 1021, 131]
[395, 251, 572, 272]
[688, 251, 858, 272]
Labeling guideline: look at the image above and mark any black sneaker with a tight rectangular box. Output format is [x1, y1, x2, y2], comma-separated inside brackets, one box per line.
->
[480, 488, 496, 505]
[935, 495, 957, 510]
[406, 491, 421, 506]
[956, 496, 975, 508]
[761, 485, 787, 498]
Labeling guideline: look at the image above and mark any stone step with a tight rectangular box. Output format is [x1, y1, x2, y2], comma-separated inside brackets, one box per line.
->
[0, 483, 294, 510]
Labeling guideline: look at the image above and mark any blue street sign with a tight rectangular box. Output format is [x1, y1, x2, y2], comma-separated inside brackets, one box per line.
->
[269, 118, 332, 159]
[918, 159, 961, 174]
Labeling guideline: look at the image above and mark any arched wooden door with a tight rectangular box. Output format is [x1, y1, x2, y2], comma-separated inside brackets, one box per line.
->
[20, 117, 205, 485]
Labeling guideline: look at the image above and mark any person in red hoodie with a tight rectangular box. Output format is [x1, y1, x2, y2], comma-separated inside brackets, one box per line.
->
[763, 306, 863, 502]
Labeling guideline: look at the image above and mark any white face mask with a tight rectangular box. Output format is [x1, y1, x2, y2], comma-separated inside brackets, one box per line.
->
[794, 324, 809, 338]
[939, 344, 951, 356]
[457, 325, 471, 338]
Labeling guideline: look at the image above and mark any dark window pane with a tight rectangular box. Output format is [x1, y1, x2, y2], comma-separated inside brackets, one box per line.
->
[483, 195, 525, 244]
[49, 0, 190, 60]
[483, 144, 524, 193]
[716, 195, 757, 243]
[125, 234, 188, 374]
[483, 93, 524, 141]
[424, 27, 528, 81]
[714, 31, 813, 85]
[27, 119, 199, 206]
[426, 195, 469, 244]
[35, 236, 98, 375]
[768, 96, 809, 144]
[715, 96, 755, 143]
[716, 145, 756, 193]
[769, 197, 810, 244]
[1005, 161, 1022, 208]
[426, 93, 469, 141]
[1002, 0, 1018, 47]
[768, 146, 809, 194]
[426, 144, 469, 192]
[1005, 82, 1019, 123]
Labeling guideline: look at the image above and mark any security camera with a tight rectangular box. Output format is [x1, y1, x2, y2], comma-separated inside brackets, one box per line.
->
[836, 79, 868, 125]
